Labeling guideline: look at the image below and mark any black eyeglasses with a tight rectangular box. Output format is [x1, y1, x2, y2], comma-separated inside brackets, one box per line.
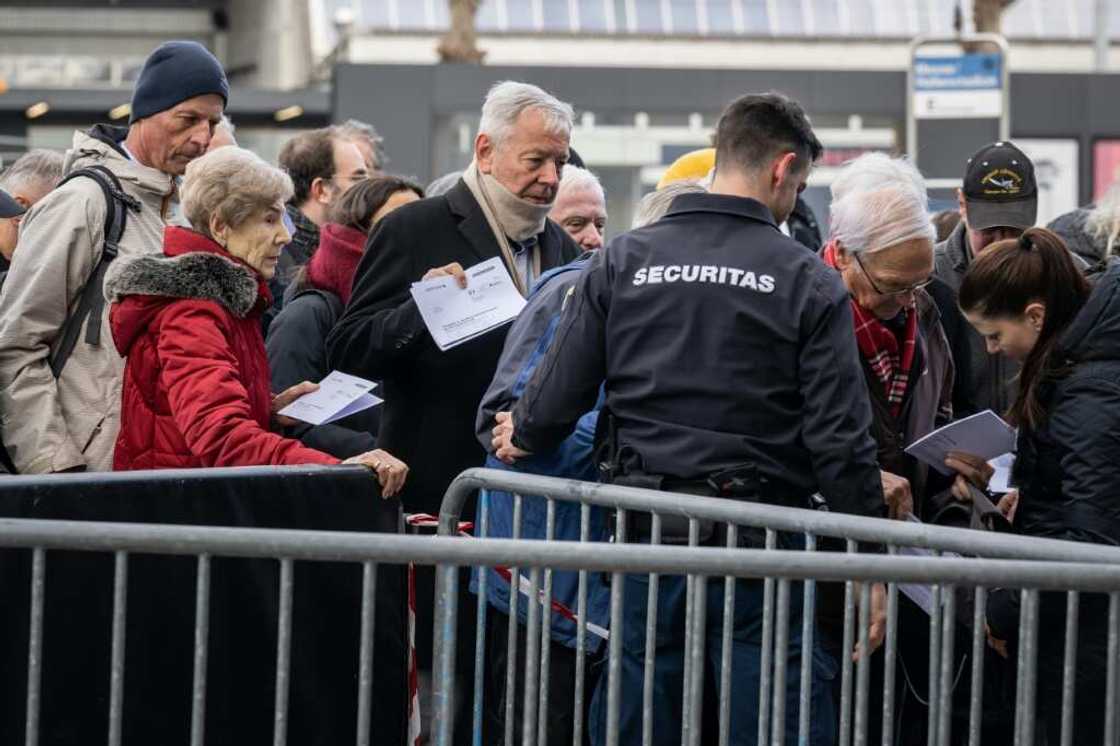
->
[853, 251, 932, 297]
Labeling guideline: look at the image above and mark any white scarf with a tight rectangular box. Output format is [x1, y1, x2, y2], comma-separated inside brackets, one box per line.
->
[461, 161, 552, 296]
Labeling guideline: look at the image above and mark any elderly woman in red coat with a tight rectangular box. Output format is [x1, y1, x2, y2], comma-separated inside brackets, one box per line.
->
[105, 146, 406, 495]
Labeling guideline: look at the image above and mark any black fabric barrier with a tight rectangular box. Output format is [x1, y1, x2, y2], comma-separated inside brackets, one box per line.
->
[0, 465, 408, 746]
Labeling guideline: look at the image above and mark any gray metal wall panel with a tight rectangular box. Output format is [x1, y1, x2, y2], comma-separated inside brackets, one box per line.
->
[335, 64, 1120, 206]
[334, 63, 905, 182]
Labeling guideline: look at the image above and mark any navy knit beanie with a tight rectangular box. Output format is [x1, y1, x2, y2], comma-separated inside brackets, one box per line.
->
[129, 41, 229, 124]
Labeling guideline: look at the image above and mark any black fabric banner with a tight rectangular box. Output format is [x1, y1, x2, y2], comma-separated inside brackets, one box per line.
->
[0, 465, 408, 746]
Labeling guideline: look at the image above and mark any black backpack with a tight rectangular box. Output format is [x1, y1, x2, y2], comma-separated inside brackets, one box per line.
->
[47, 165, 141, 378]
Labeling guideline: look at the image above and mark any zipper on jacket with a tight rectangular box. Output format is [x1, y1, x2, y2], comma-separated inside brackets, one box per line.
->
[81, 417, 106, 454]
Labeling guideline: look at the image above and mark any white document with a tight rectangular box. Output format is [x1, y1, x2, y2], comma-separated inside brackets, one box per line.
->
[987, 452, 1015, 494]
[903, 409, 1016, 476]
[897, 516, 959, 616]
[276, 370, 382, 426]
[409, 257, 527, 351]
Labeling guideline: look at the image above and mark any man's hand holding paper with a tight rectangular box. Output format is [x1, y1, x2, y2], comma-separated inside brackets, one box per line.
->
[409, 256, 527, 351]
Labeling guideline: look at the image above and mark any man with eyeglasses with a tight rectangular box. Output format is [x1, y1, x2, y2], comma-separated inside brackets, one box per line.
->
[821, 152, 993, 521]
[820, 152, 1002, 743]
[267, 126, 368, 328]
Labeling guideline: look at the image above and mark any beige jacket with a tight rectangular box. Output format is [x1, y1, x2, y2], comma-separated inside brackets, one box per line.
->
[0, 126, 175, 473]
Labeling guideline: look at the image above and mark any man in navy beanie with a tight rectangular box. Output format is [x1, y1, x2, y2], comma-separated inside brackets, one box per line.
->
[0, 41, 228, 473]
[126, 40, 230, 175]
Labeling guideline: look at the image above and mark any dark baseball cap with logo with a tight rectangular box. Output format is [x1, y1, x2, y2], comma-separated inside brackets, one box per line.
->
[0, 187, 26, 220]
[961, 141, 1038, 231]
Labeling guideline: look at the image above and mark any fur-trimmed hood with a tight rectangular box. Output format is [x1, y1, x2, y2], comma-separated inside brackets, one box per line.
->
[107, 226, 270, 356]
[106, 251, 260, 317]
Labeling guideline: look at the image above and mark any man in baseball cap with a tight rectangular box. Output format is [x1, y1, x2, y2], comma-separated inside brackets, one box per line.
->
[0, 187, 26, 291]
[0, 188, 24, 221]
[930, 140, 1039, 418]
[959, 140, 1038, 237]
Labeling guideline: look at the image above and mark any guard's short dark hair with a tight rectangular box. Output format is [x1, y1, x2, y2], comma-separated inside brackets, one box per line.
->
[713, 93, 823, 175]
[278, 127, 337, 206]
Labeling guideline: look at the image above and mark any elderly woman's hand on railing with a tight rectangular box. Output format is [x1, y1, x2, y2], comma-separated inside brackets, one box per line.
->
[344, 449, 409, 498]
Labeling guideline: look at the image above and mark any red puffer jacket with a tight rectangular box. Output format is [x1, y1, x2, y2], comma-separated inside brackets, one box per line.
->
[107, 226, 340, 470]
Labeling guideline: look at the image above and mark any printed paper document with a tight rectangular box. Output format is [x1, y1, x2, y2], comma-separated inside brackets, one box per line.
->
[898, 516, 960, 616]
[409, 257, 526, 351]
[904, 409, 1016, 476]
[988, 452, 1015, 493]
[277, 370, 382, 426]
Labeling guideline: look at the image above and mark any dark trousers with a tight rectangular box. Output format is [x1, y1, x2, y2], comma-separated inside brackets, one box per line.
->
[482, 604, 596, 745]
[1036, 591, 1110, 744]
[824, 594, 1016, 746]
[588, 573, 835, 746]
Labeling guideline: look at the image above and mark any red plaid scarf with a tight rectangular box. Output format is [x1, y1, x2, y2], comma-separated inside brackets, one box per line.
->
[822, 241, 918, 418]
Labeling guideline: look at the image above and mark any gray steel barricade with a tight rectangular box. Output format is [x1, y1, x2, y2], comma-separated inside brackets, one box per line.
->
[434, 467, 1120, 746]
[4, 475, 1120, 746]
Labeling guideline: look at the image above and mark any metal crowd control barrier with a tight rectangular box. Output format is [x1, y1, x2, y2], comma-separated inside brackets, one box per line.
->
[2, 515, 1120, 746]
[4, 468, 1120, 746]
[433, 468, 1120, 746]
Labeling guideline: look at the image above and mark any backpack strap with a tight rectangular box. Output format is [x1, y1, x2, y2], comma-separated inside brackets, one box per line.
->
[48, 165, 141, 379]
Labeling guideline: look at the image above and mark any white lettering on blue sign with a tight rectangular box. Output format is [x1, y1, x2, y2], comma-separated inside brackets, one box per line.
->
[913, 52, 1003, 119]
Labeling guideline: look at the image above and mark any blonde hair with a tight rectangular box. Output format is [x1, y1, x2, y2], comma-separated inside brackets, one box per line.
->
[181, 147, 293, 237]
[632, 179, 706, 229]
[1086, 180, 1120, 257]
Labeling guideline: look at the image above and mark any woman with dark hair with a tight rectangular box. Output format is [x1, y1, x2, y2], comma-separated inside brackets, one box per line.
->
[266, 175, 423, 457]
[959, 226, 1120, 743]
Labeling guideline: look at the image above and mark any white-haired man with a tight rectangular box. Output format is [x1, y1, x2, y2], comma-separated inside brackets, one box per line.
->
[329, 80, 580, 516]
[822, 153, 995, 513]
[327, 80, 580, 740]
[820, 152, 1006, 743]
[550, 164, 607, 251]
[0, 149, 65, 287]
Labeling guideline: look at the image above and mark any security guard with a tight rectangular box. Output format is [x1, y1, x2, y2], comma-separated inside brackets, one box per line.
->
[492, 93, 885, 745]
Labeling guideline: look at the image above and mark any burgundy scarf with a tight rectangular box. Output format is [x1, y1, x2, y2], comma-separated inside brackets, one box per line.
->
[305, 223, 367, 305]
[822, 241, 918, 418]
